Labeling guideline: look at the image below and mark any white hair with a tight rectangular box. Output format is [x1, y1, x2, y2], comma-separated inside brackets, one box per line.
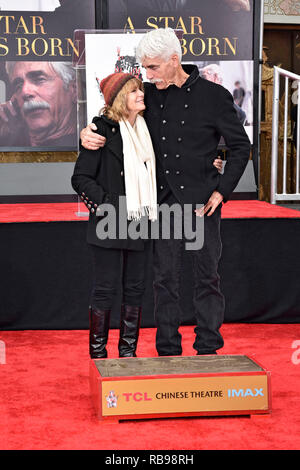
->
[5, 61, 75, 89]
[201, 64, 221, 77]
[51, 62, 75, 88]
[136, 28, 182, 63]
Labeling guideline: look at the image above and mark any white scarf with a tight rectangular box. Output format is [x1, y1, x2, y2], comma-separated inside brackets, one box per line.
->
[119, 114, 157, 221]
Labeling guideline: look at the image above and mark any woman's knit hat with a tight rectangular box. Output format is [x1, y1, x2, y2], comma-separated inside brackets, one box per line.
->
[100, 72, 134, 107]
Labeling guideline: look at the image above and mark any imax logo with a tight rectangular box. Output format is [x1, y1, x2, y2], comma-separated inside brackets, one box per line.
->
[228, 388, 264, 398]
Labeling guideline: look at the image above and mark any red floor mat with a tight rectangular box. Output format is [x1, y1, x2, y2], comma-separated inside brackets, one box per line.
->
[1, 324, 300, 450]
[0, 200, 300, 223]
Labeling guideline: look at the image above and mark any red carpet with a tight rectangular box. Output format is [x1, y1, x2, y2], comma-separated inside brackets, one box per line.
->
[1, 324, 300, 450]
[0, 200, 300, 223]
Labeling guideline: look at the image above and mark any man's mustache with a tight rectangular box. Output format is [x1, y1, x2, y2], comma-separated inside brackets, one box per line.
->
[149, 78, 163, 84]
[22, 100, 50, 114]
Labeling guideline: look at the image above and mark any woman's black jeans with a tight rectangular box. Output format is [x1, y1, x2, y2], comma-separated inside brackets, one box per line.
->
[90, 245, 146, 310]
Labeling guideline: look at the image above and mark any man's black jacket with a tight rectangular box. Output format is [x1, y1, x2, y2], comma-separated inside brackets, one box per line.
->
[143, 64, 250, 204]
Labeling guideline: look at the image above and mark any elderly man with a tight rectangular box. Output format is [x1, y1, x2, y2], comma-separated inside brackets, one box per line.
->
[80, 28, 250, 356]
[0, 61, 76, 147]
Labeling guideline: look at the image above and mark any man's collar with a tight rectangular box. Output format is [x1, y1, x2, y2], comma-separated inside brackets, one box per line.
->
[181, 64, 200, 88]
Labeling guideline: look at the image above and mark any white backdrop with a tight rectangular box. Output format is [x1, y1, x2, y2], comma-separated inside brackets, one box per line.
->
[85, 33, 147, 123]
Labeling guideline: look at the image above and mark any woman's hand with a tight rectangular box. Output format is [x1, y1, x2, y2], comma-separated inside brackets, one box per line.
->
[213, 157, 223, 173]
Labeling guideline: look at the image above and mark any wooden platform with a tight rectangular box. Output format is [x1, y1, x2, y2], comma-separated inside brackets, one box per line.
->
[89, 355, 271, 421]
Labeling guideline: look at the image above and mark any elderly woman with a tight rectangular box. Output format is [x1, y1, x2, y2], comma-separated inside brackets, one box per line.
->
[72, 73, 157, 359]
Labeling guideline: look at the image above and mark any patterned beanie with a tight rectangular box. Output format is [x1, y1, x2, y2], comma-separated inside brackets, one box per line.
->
[100, 73, 135, 107]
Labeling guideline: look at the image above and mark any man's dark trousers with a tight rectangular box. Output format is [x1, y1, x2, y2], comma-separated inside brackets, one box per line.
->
[153, 193, 225, 356]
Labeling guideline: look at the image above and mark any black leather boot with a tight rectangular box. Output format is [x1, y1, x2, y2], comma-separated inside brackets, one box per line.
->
[118, 304, 141, 357]
[89, 307, 111, 359]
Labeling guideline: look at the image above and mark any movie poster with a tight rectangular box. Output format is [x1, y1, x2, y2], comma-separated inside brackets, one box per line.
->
[105, 0, 253, 61]
[0, 0, 95, 152]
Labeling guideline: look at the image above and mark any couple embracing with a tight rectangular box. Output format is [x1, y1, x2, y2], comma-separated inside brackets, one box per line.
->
[72, 28, 250, 360]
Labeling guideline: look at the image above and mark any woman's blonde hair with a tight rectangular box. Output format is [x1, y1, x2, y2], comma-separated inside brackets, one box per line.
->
[102, 77, 144, 122]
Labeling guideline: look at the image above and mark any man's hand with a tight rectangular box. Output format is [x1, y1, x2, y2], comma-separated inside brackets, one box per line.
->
[0, 96, 20, 124]
[195, 191, 224, 217]
[80, 123, 106, 150]
[0, 96, 26, 142]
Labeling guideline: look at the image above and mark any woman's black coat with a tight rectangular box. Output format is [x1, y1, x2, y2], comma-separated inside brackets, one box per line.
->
[71, 115, 144, 250]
